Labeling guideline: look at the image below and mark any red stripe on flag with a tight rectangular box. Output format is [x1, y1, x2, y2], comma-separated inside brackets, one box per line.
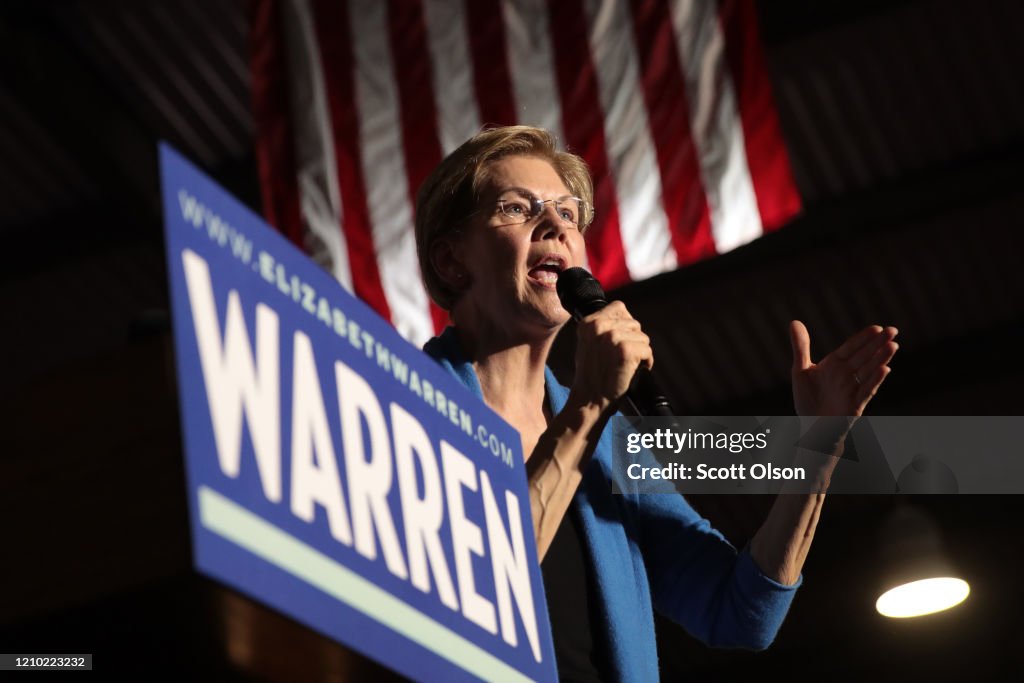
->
[546, 0, 630, 290]
[629, 0, 716, 264]
[250, 0, 303, 246]
[465, 0, 517, 126]
[312, 0, 393, 321]
[718, 0, 801, 231]
[386, 0, 450, 334]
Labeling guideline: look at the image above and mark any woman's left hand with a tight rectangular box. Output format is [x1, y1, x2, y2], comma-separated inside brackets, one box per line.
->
[789, 320, 899, 417]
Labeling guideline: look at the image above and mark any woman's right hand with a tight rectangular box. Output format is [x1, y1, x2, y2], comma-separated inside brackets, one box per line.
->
[569, 301, 654, 415]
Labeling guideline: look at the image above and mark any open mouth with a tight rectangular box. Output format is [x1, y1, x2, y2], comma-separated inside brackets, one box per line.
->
[527, 255, 566, 287]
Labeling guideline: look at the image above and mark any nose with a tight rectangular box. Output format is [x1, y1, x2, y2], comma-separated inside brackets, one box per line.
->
[533, 201, 574, 241]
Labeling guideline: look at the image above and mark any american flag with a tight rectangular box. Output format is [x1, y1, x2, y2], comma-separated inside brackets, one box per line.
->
[251, 0, 801, 346]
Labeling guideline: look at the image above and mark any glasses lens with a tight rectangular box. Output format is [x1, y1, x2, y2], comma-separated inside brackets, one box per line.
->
[498, 196, 531, 222]
[531, 196, 582, 226]
[556, 198, 582, 226]
[497, 194, 586, 227]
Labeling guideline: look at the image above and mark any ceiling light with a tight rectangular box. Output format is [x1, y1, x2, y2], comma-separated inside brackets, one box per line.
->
[875, 503, 969, 619]
[876, 577, 970, 618]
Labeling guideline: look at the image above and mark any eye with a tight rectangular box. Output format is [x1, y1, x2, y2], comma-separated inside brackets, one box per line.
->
[559, 206, 576, 223]
[500, 198, 529, 217]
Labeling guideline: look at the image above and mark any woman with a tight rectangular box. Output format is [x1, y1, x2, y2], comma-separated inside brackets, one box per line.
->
[414, 126, 898, 680]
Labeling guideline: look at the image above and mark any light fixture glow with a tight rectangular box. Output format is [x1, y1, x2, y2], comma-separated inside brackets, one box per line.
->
[875, 577, 970, 618]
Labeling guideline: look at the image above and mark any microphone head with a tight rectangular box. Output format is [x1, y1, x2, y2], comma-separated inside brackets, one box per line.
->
[557, 267, 607, 318]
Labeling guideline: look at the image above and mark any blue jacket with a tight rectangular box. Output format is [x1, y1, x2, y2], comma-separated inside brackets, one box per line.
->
[424, 327, 799, 681]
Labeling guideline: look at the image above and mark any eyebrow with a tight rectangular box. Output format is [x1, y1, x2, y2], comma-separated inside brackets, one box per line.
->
[495, 186, 576, 200]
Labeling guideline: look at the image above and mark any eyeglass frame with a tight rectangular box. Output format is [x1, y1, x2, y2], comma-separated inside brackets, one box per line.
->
[484, 188, 595, 230]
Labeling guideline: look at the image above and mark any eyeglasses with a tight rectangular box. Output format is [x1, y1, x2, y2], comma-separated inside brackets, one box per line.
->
[494, 192, 593, 229]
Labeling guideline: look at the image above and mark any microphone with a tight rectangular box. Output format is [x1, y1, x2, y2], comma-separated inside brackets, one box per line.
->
[556, 267, 676, 418]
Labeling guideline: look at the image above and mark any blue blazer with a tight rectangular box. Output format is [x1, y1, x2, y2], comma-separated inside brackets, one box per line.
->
[425, 327, 799, 680]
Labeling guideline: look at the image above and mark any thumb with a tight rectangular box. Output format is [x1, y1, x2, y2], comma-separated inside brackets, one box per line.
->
[789, 320, 812, 371]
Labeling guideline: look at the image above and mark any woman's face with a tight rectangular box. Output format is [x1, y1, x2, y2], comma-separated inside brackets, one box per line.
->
[452, 155, 587, 337]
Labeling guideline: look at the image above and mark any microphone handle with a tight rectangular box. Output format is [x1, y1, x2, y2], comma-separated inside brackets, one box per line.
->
[570, 299, 676, 418]
[626, 369, 676, 419]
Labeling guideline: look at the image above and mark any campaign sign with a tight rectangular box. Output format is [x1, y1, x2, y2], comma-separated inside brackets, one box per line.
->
[159, 143, 556, 683]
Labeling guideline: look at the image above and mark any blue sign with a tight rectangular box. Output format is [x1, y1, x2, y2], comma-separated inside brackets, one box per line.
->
[159, 143, 556, 683]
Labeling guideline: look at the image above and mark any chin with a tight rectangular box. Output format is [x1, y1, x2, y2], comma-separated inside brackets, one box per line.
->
[514, 305, 569, 336]
[539, 307, 571, 330]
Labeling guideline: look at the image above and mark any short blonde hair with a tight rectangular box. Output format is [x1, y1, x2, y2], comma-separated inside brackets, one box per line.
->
[414, 125, 594, 310]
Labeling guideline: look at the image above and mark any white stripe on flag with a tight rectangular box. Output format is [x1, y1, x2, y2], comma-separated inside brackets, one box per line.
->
[584, 0, 677, 281]
[503, 0, 591, 269]
[502, 0, 565, 146]
[669, 0, 762, 252]
[422, 0, 482, 154]
[349, 0, 434, 344]
[282, 0, 353, 291]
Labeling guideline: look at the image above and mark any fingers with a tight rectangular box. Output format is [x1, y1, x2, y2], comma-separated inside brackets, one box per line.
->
[599, 327, 653, 370]
[834, 324, 886, 361]
[577, 301, 642, 329]
[620, 336, 655, 371]
[858, 337, 898, 373]
[581, 299, 631, 322]
[580, 301, 642, 333]
[847, 326, 898, 369]
[581, 305, 651, 378]
[790, 321, 899, 418]
[789, 320, 812, 371]
[852, 329, 898, 411]
[855, 364, 892, 408]
[854, 338, 897, 384]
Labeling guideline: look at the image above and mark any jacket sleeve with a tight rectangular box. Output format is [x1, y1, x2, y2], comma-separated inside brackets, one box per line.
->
[624, 487, 801, 650]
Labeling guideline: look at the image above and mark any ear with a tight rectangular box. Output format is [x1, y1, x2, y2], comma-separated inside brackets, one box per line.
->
[430, 237, 470, 290]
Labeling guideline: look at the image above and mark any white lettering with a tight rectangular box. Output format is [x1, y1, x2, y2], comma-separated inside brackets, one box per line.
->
[336, 361, 408, 580]
[441, 441, 498, 635]
[290, 331, 353, 544]
[391, 403, 459, 610]
[182, 249, 281, 502]
[480, 471, 540, 662]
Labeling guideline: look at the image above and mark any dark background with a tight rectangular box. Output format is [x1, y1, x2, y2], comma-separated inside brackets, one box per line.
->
[1, 0, 1022, 680]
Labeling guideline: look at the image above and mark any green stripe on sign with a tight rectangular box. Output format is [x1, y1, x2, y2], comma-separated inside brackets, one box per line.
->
[197, 486, 534, 683]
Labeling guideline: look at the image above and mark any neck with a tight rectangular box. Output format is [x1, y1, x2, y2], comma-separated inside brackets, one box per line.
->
[451, 323, 556, 416]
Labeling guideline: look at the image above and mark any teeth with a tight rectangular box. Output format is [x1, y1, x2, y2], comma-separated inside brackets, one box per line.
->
[534, 270, 558, 284]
